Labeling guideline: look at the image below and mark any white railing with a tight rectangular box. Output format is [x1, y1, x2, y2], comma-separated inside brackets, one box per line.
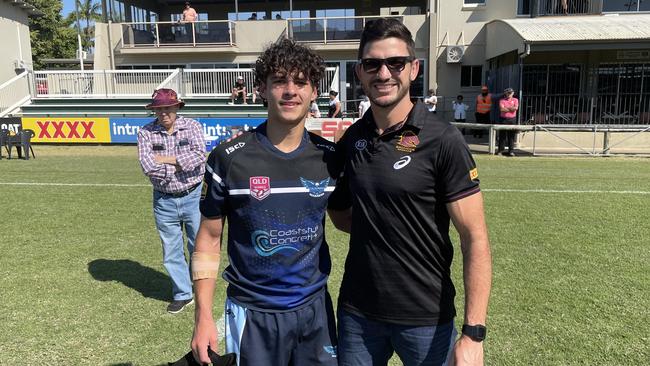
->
[120, 20, 236, 48]
[33, 69, 176, 98]
[288, 15, 403, 44]
[31, 67, 340, 99]
[0, 71, 31, 117]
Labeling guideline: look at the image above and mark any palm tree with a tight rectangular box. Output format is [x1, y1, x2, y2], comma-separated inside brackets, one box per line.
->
[68, 0, 102, 52]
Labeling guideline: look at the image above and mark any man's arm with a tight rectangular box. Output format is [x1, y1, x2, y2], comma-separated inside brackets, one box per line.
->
[447, 191, 492, 366]
[334, 101, 341, 117]
[328, 208, 351, 233]
[137, 130, 173, 182]
[175, 123, 207, 172]
[191, 215, 225, 364]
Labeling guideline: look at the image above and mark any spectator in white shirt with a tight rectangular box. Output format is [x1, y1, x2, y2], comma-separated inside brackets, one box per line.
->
[452, 95, 469, 122]
[358, 95, 371, 118]
[424, 89, 437, 113]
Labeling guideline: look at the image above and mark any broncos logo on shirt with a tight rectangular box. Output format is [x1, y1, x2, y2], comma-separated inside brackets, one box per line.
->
[300, 177, 330, 197]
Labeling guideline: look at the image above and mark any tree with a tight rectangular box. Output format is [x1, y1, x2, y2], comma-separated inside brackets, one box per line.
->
[67, 0, 102, 52]
[26, 0, 77, 70]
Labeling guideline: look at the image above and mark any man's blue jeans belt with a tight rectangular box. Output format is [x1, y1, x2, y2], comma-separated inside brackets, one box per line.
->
[156, 182, 201, 198]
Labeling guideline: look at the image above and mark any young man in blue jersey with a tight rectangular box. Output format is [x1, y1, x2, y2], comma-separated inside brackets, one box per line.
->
[190, 38, 339, 366]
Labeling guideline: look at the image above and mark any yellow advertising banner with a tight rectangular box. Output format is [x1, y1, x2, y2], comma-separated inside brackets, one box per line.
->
[21, 117, 112, 143]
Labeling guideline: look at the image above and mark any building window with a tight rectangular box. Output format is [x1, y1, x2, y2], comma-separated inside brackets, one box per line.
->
[464, 0, 486, 5]
[461, 66, 483, 87]
[604, 0, 650, 12]
[517, 0, 531, 14]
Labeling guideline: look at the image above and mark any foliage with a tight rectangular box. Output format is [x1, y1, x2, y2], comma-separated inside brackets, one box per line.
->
[0, 146, 648, 364]
[65, 0, 102, 52]
[26, 0, 77, 70]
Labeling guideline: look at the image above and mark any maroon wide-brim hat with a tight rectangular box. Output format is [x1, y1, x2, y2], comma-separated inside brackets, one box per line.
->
[145, 88, 185, 109]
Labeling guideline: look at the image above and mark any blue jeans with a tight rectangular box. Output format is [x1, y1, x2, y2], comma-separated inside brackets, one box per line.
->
[153, 185, 201, 301]
[338, 309, 456, 366]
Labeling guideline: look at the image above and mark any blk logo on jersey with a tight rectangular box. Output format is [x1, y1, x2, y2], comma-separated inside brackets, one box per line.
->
[355, 139, 368, 150]
[393, 156, 411, 170]
[250, 176, 271, 200]
[396, 131, 420, 153]
[300, 177, 330, 197]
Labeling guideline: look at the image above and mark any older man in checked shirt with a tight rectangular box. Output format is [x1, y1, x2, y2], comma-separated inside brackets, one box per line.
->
[138, 88, 206, 314]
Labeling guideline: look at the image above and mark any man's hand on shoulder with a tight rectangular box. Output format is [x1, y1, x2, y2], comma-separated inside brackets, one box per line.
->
[451, 335, 484, 366]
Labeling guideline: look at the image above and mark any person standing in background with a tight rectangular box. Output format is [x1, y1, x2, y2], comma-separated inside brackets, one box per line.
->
[474, 86, 492, 138]
[137, 88, 206, 314]
[328, 90, 342, 118]
[358, 95, 371, 118]
[498, 87, 519, 156]
[453, 94, 469, 122]
[424, 88, 437, 114]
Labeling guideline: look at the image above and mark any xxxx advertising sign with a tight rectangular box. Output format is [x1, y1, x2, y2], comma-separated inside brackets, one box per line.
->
[21, 118, 111, 143]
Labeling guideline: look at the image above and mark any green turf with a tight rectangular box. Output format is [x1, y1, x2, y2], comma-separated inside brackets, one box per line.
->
[0, 146, 648, 365]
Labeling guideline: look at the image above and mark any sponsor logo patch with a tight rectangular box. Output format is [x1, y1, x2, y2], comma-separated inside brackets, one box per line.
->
[323, 345, 338, 358]
[225, 142, 245, 155]
[355, 139, 368, 150]
[300, 177, 330, 197]
[249, 176, 271, 200]
[470, 168, 479, 181]
[251, 225, 319, 256]
[396, 131, 420, 152]
[393, 156, 411, 170]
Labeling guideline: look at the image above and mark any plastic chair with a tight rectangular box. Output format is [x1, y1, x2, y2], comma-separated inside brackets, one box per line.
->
[0, 129, 11, 159]
[7, 129, 36, 160]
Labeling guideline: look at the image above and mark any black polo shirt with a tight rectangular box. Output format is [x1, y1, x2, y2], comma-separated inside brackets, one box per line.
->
[329, 101, 480, 325]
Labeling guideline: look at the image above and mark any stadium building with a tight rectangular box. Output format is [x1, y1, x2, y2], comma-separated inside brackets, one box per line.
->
[1, 0, 649, 153]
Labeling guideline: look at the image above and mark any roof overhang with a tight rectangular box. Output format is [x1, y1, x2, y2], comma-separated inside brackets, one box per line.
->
[486, 14, 650, 60]
[5, 0, 43, 16]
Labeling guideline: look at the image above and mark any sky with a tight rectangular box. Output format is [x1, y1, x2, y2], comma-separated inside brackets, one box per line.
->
[62, 0, 77, 17]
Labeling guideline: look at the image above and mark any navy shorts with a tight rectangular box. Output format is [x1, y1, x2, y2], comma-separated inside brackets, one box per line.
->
[224, 290, 338, 366]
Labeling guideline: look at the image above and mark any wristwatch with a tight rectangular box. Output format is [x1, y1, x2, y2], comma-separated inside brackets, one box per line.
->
[461, 324, 487, 342]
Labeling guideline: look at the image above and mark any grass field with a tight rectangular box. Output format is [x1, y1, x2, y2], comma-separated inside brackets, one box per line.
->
[0, 146, 648, 365]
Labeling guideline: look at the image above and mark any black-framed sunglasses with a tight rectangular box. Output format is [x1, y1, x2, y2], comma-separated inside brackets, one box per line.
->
[359, 56, 415, 73]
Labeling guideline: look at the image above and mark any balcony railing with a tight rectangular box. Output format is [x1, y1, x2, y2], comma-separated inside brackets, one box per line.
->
[0, 71, 31, 117]
[288, 15, 403, 44]
[32, 67, 338, 99]
[120, 20, 236, 48]
[526, 0, 603, 16]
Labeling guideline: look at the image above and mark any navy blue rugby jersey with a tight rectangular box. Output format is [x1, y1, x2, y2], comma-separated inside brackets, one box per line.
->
[200, 122, 338, 311]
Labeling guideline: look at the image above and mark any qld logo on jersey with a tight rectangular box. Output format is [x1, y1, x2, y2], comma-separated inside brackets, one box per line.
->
[251, 225, 319, 257]
[355, 139, 368, 151]
[300, 177, 330, 197]
[250, 176, 271, 200]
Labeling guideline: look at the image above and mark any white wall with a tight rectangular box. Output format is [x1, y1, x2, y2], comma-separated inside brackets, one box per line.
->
[0, 1, 33, 83]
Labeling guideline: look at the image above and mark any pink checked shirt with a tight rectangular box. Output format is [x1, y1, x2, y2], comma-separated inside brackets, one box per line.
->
[137, 116, 206, 193]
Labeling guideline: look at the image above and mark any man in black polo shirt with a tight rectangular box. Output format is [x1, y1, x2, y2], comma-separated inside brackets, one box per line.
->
[328, 18, 492, 365]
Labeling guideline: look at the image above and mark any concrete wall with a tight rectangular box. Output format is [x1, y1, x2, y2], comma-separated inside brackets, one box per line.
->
[0, 1, 33, 83]
[431, 0, 519, 120]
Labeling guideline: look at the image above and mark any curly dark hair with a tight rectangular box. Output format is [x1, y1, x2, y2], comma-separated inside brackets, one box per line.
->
[254, 38, 325, 91]
[358, 18, 415, 60]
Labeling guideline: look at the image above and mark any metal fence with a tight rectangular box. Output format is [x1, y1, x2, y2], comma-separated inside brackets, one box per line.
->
[120, 20, 236, 48]
[528, 0, 603, 16]
[33, 70, 178, 98]
[32, 67, 338, 99]
[288, 15, 402, 44]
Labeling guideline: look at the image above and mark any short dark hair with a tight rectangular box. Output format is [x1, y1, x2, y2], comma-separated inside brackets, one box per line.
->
[329, 90, 338, 96]
[255, 38, 325, 91]
[358, 18, 415, 60]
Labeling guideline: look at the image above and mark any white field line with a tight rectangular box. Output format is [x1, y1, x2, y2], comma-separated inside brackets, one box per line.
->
[1, 182, 649, 195]
[0, 182, 150, 187]
[483, 188, 650, 195]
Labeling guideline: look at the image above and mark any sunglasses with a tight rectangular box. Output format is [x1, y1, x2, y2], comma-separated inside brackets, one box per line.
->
[359, 56, 415, 73]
